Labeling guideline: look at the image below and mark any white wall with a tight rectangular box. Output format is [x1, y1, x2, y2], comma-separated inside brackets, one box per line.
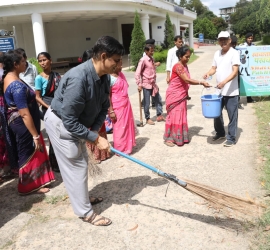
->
[45, 20, 118, 61]
[151, 18, 166, 44]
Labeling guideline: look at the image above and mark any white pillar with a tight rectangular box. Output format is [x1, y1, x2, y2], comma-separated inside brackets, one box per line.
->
[189, 22, 194, 48]
[31, 13, 47, 56]
[141, 14, 150, 40]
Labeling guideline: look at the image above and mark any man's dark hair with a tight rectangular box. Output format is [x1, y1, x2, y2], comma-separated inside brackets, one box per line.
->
[144, 44, 154, 52]
[0, 52, 4, 63]
[231, 35, 238, 44]
[174, 35, 182, 41]
[176, 45, 190, 59]
[81, 49, 93, 62]
[92, 36, 124, 59]
[245, 32, 253, 39]
[16, 48, 26, 59]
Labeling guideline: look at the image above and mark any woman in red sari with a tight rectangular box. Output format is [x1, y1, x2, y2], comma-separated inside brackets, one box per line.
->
[164, 46, 210, 147]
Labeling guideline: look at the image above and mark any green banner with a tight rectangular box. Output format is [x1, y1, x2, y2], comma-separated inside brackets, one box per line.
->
[237, 46, 270, 96]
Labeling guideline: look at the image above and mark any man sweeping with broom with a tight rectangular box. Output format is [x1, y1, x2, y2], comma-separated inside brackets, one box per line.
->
[44, 36, 124, 226]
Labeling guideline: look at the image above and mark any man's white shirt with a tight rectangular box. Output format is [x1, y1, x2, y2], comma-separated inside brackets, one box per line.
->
[212, 47, 240, 96]
[166, 46, 179, 75]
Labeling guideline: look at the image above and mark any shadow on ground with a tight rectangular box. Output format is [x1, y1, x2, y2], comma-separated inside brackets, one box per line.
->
[131, 137, 149, 154]
[89, 175, 244, 232]
[206, 127, 243, 144]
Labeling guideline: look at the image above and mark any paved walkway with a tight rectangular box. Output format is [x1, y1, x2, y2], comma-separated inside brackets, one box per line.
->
[0, 46, 263, 250]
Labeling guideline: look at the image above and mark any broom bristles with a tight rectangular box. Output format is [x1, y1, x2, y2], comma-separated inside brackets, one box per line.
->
[179, 177, 264, 216]
[86, 146, 102, 178]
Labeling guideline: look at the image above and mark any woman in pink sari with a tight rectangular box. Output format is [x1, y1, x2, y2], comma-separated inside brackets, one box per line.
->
[164, 46, 210, 147]
[109, 60, 136, 154]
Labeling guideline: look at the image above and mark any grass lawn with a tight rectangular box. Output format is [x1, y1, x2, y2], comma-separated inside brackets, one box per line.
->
[156, 53, 199, 73]
[251, 97, 270, 249]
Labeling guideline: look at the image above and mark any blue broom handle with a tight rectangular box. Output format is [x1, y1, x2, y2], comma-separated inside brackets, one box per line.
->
[110, 147, 187, 187]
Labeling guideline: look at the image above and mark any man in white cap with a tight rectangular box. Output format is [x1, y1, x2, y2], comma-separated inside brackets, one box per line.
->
[203, 31, 240, 147]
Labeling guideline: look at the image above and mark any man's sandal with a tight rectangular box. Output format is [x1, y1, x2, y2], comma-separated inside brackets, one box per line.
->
[81, 213, 112, 226]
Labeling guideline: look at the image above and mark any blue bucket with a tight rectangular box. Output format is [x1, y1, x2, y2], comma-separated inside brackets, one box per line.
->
[201, 94, 222, 118]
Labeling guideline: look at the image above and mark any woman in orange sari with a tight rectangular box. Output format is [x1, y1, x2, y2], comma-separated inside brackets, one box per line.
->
[164, 46, 210, 147]
[2, 50, 55, 194]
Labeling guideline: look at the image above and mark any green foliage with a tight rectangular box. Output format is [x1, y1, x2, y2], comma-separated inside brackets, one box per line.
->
[183, 0, 208, 16]
[262, 35, 270, 45]
[28, 57, 42, 74]
[154, 45, 163, 52]
[130, 11, 146, 68]
[194, 17, 217, 39]
[163, 13, 175, 49]
[230, 0, 260, 37]
[198, 10, 216, 20]
[211, 17, 228, 34]
[189, 47, 194, 55]
[257, 0, 270, 33]
[153, 50, 168, 63]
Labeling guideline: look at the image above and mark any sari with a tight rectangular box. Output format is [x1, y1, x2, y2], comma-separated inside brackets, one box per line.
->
[4, 81, 55, 194]
[164, 63, 190, 146]
[110, 72, 136, 154]
[86, 123, 111, 163]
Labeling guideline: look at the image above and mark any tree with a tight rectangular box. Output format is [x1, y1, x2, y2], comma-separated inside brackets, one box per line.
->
[257, 0, 270, 33]
[212, 17, 228, 34]
[163, 13, 175, 49]
[130, 11, 146, 68]
[230, 0, 260, 37]
[179, 0, 188, 8]
[186, 0, 208, 16]
[194, 17, 217, 39]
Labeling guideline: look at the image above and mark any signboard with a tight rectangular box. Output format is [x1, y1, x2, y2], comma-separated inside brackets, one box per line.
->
[199, 33, 204, 43]
[174, 6, 184, 14]
[0, 37, 15, 52]
[237, 46, 270, 96]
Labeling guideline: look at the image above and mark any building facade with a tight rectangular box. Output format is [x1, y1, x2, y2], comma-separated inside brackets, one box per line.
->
[0, 0, 196, 60]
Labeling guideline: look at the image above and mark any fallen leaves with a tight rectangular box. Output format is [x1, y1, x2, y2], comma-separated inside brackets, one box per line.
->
[127, 224, 138, 231]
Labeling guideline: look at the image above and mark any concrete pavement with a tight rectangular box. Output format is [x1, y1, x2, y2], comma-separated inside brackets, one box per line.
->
[0, 46, 263, 250]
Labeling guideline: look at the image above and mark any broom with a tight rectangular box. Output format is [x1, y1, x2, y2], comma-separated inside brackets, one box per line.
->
[110, 147, 264, 216]
[86, 145, 102, 178]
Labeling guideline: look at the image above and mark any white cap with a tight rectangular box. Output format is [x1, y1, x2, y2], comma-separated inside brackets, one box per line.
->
[217, 31, 230, 39]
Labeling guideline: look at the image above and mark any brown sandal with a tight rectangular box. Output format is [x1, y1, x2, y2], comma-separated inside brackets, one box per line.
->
[81, 212, 112, 226]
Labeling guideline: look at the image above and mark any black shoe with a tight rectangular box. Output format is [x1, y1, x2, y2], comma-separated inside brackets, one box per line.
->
[212, 134, 226, 141]
[238, 104, 244, 110]
[247, 97, 256, 103]
[223, 140, 236, 147]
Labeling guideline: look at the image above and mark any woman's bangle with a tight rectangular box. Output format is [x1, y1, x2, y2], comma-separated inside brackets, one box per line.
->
[198, 81, 201, 85]
[33, 135, 40, 140]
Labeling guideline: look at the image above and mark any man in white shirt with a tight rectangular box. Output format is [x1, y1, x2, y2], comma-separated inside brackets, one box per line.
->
[17, 48, 38, 89]
[166, 35, 183, 83]
[203, 31, 240, 147]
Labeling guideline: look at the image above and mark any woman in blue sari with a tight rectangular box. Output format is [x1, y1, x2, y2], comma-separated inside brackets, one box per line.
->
[1, 50, 55, 194]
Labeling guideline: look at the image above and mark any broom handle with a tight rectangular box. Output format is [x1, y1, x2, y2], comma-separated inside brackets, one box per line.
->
[110, 147, 187, 187]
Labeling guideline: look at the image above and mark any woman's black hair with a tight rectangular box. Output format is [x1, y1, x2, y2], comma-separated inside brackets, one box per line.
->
[0, 49, 23, 94]
[81, 49, 93, 62]
[37, 52, 52, 60]
[176, 45, 190, 59]
[92, 36, 124, 59]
